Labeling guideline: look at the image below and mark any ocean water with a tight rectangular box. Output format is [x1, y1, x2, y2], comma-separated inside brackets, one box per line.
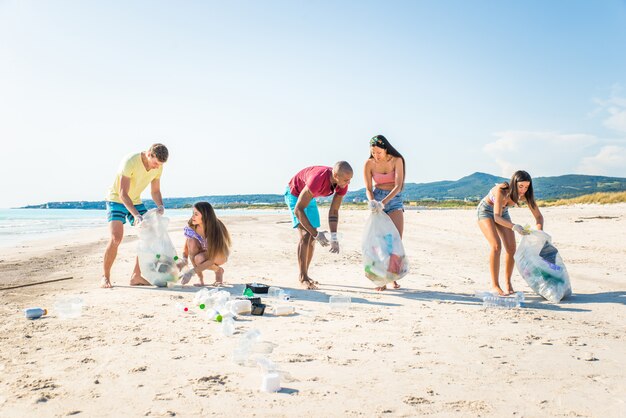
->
[0, 208, 287, 249]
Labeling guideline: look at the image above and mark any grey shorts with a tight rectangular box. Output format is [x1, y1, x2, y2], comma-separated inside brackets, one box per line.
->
[477, 200, 511, 222]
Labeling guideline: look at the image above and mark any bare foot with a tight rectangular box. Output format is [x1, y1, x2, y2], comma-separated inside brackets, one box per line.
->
[504, 285, 515, 295]
[492, 286, 506, 296]
[375, 285, 387, 291]
[130, 275, 151, 286]
[299, 278, 318, 290]
[100, 276, 112, 289]
[305, 276, 320, 285]
[392, 281, 400, 289]
[212, 267, 224, 287]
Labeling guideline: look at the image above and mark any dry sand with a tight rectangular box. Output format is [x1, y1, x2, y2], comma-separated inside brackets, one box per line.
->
[1, 204, 625, 417]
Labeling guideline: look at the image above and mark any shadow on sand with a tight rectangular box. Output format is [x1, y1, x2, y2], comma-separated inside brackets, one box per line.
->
[115, 282, 625, 312]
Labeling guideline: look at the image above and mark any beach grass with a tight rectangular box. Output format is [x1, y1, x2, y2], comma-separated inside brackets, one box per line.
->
[539, 191, 626, 206]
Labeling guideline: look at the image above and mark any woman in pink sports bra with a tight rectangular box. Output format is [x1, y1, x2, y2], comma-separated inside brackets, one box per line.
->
[179, 202, 231, 287]
[477, 170, 544, 296]
[363, 134, 406, 291]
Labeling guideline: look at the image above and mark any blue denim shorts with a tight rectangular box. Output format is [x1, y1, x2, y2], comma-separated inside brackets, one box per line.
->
[373, 188, 404, 214]
[284, 186, 321, 229]
[106, 201, 147, 225]
[477, 199, 511, 222]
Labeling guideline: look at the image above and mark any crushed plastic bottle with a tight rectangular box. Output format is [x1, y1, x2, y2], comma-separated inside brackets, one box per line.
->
[208, 309, 223, 322]
[221, 317, 235, 336]
[175, 302, 190, 313]
[267, 287, 282, 299]
[232, 329, 262, 365]
[476, 291, 525, 309]
[329, 295, 351, 310]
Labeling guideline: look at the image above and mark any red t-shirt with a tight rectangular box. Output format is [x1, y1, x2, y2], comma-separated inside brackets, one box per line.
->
[288, 166, 348, 198]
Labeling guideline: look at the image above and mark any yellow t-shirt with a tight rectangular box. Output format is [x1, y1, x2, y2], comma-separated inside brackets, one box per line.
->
[107, 153, 163, 204]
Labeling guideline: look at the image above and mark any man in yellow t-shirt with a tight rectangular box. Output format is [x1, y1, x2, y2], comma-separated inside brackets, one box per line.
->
[101, 143, 168, 288]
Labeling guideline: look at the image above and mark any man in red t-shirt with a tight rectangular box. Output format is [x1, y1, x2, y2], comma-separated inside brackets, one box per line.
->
[284, 161, 353, 289]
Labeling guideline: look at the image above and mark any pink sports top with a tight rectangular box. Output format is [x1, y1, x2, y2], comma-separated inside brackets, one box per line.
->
[372, 170, 395, 185]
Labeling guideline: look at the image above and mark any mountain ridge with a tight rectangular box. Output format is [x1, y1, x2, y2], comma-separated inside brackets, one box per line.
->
[21, 172, 626, 209]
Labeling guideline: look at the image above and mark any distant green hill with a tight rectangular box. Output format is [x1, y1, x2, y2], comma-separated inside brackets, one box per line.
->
[21, 172, 626, 209]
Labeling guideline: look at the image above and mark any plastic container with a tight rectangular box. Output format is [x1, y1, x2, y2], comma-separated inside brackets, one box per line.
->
[268, 287, 282, 299]
[228, 299, 252, 315]
[329, 295, 351, 310]
[24, 307, 47, 320]
[271, 305, 295, 316]
[246, 283, 269, 294]
[251, 303, 266, 316]
[260, 372, 281, 393]
[55, 297, 84, 319]
[236, 296, 261, 305]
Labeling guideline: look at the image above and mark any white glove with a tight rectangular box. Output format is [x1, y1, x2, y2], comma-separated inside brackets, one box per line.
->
[180, 269, 196, 285]
[512, 224, 529, 235]
[368, 200, 384, 212]
[314, 231, 329, 247]
[329, 232, 340, 253]
[157, 205, 165, 215]
[133, 214, 143, 226]
[176, 257, 188, 270]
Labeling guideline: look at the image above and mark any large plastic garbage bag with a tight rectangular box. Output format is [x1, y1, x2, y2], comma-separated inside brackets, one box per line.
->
[514, 230, 572, 302]
[362, 210, 409, 286]
[137, 209, 180, 287]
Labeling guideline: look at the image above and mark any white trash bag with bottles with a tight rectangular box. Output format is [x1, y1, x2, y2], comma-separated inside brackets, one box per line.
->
[514, 230, 572, 303]
[362, 209, 409, 286]
[137, 209, 180, 287]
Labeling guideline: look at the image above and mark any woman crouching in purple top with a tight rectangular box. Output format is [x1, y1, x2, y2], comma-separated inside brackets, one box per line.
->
[179, 202, 231, 287]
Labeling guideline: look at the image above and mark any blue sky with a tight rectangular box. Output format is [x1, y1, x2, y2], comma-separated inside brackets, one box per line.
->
[1, 0, 625, 208]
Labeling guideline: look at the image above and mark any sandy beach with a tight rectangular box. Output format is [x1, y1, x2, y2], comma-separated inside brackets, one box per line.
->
[1, 204, 625, 417]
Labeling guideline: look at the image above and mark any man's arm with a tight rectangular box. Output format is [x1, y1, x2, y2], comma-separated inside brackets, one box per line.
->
[328, 193, 344, 253]
[294, 187, 318, 237]
[119, 176, 141, 218]
[328, 193, 344, 234]
[151, 178, 164, 209]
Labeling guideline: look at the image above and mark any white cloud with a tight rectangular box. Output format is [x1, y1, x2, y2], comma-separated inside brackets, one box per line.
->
[485, 90, 626, 179]
[579, 145, 626, 175]
[593, 86, 626, 133]
[604, 106, 626, 133]
[483, 131, 598, 177]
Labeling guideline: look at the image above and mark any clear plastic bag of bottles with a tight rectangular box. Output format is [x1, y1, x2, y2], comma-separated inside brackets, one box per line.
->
[362, 210, 409, 286]
[137, 209, 180, 287]
[514, 230, 572, 303]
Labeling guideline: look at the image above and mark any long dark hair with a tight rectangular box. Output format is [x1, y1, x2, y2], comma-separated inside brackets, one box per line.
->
[368, 135, 406, 190]
[188, 202, 231, 260]
[502, 170, 537, 209]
